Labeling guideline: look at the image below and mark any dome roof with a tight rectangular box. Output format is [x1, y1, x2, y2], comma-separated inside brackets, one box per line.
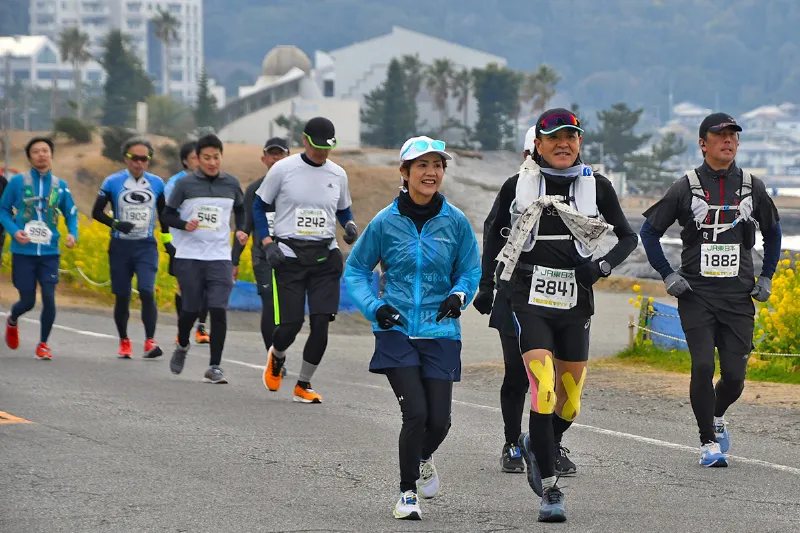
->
[262, 45, 312, 77]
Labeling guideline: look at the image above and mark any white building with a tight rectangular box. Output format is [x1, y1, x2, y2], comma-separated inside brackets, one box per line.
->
[29, 0, 203, 101]
[0, 35, 104, 90]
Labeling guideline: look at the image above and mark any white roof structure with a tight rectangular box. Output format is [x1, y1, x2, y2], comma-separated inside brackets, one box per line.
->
[742, 105, 787, 120]
[672, 102, 712, 117]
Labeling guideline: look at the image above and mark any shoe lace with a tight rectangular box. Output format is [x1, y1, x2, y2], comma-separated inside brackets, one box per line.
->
[402, 491, 418, 504]
[420, 461, 434, 480]
[270, 354, 283, 376]
[558, 445, 571, 457]
[544, 484, 563, 504]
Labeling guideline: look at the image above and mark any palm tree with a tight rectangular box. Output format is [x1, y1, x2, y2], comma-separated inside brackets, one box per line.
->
[400, 54, 424, 102]
[151, 7, 180, 97]
[425, 58, 455, 135]
[521, 64, 562, 116]
[450, 68, 472, 134]
[58, 26, 91, 119]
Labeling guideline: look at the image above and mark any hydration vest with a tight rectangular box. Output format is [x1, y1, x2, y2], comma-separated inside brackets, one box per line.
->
[686, 168, 752, 242]
[21, 171, 62, 226]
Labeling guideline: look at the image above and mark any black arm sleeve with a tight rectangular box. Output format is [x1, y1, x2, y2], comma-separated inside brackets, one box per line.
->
[156, 193, 169, 234]
[161, 205, 188, 230]
[482, 175, 517, 289]
[91, 191, 115, 228]
[233, 202, 246, 233]
[595, 175, 638, 269]
[232, 181, 258, 266]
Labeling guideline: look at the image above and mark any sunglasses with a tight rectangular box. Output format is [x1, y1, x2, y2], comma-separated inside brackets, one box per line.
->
[401, 139, 446, 159]
[538, 113, 583, 134]
[125, 153, 151, 163]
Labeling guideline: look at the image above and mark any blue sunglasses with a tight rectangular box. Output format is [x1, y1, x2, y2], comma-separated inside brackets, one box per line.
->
[401, 139, 446, 159]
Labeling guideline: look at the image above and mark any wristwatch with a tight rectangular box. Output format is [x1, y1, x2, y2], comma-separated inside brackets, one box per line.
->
[454, 292, 467, 306]
[598, 260, 612, 277]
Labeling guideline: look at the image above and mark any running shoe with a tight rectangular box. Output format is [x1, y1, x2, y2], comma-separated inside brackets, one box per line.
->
[416, 459, 440, 498]
[393, 490, 421, 520]
[195, 325, 210, 344]
[555, 445, 577, 476]
[143, 338, 163, 359]
[714, 418, 730, 453]
[293, 382, 322, 403]
[170, 344, 189, 375]
[501, 442, 525, 473]
[538, 484, 567, 522]
[203, 365, 228, 384]
[699, 442, 728, 467]
[35, 342, 52, 360]
[263, 347, 284, 391]
[519, 432, 543, 496]
[5, 318, 19, 350]
[118, 338, 132, 359]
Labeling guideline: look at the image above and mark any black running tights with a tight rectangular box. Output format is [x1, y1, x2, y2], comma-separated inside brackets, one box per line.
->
[272, 314, 329, 365]
[178, 307, 227, 366]
[114, 291, 157, 339]
[385, 366, 453, 492]
[259, 292, 275, 351]
[174, 293, 208, 324]
[500, 334, 529, 444]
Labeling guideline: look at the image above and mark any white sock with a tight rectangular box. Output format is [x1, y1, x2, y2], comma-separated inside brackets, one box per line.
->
[714, 416, 726, 427]
[271, 346, 286, 360]
[542, 476, 557, 490]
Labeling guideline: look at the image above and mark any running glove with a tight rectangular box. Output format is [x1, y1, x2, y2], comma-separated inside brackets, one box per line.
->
[472, 287, 494, 315]
[343, 221, 359, 245]
[575, 260, 602, 288]
[664, 271, 692, 297]
[113, 220, 135, 234]
[264, 242, 286, 268]
[376, 305, 404, 329]
[751, 276, 771, 302]
[436, 294, 464, 322]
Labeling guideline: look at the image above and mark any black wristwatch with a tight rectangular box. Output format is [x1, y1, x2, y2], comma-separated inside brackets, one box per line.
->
[598, 260, 612, 277]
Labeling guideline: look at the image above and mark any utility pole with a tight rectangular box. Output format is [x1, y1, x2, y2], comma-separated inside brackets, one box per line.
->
[3, 49, 12, 178]
[23, 80, 30, 131]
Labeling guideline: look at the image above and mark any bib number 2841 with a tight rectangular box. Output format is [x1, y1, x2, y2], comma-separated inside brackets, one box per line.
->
[529, 266, 578, 309]
[700, 243, 739, 277]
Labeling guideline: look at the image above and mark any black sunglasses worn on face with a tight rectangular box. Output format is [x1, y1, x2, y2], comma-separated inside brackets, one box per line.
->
[126, 153, 151, 163]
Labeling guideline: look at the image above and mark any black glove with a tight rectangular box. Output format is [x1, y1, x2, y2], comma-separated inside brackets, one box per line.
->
[113, 220, 135, 234]
[343, 221, 359, 245]
[376, 305, 404, 330]
[436, 294, 463, 322]
[264, 241, 286, 268]
[575, 260, 602, 288]
[164, 242, 176, 257]
[472, 287, 494, 315]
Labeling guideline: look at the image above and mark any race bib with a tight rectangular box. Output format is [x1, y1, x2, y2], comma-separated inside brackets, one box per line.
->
[529, 266, 578, 309]
[295, 208, 327, 236]
[701, 243, 740, 277]
[194, 205, 223, 231]
[24, 220, 52, 245]
[267, 212, 276, 234]
[120, 205, 152, 237]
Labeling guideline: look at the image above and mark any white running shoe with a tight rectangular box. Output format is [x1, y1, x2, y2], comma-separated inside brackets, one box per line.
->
[416, 459, 439, 499]
[393, 490, 421, 520]
[699, 442, 728, 467]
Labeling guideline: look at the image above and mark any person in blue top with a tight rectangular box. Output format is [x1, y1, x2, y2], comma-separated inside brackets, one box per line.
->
[1, 136, 78, 359]
[344, 136, 481, 521]
[91, 136, 170, 360]
[164, 141, 211, 345]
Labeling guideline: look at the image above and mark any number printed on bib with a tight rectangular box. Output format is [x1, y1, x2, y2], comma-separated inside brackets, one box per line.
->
[24, 220, 52, 245]
[266, 212, 276, 234]
[195, 205, 223, 231]
[701, 243, 740, 277]
[120, 206, 152, 237]
[529, 266, 578, 309]
[295, 208, 327, 236]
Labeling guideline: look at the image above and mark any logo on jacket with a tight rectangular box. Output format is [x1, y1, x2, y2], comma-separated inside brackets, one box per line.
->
[122, 190, 154, 204]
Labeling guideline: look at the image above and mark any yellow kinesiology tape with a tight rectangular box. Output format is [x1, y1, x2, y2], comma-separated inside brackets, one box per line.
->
[528, 355, 556, 414]
[559, 367, 587, 421]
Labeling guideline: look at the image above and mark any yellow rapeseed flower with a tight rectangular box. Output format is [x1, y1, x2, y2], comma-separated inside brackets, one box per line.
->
[634, 301, 641, 308]
[629, 297, 634, 304]
[636, 294, 642, 301]
[648, 296, 654, 303]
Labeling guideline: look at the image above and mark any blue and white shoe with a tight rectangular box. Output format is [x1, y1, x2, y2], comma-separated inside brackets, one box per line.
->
[416, 459, 439, 499]
[538, 484, 567, 523]
[518, 432, 543, 496]
[699, 442, 728, 467]
[393, 490, 421, 520]
[714, 418, 730, 453]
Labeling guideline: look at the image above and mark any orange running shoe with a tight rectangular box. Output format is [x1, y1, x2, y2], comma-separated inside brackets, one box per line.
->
[118, 338, 132, 359]
[143, 338, 163, 359]
[35, 342, 52, 360]
[262, 347, 284, 391]
[293, 382, 322, 404]
[195, 325, 210, 344]
[5, 318, 19, 350]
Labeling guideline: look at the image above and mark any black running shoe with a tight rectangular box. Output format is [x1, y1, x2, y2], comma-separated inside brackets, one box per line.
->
[555, 445, 577, 476]
[501, 442, 525, 473]
[538, 484, 567, 522]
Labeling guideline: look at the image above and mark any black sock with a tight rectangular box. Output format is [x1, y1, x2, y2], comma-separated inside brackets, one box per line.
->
[528, 411, 556, 479]
[553, 415, 573, 445]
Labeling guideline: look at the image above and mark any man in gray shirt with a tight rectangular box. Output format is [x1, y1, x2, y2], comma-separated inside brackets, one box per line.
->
[253, 117, 358, 404]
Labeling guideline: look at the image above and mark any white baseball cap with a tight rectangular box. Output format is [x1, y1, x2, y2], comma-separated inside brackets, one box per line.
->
[524, 126, 537, 153]
[399, 136, 452, 162]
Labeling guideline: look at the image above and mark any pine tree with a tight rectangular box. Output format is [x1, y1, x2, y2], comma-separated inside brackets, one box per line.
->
[472, 63, 521, 151]
[361, 59, 415, 148]
[194, 69, 218, 128]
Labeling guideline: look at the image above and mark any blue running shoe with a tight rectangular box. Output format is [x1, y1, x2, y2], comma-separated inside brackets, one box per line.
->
[538, 484, 567, 523]
[518, 432, 543, 496]
[699, 442, 728, 467]
[714, 418, 730, 453]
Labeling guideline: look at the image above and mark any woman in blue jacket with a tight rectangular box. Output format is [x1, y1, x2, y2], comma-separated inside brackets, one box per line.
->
[344, 136, 481, 521]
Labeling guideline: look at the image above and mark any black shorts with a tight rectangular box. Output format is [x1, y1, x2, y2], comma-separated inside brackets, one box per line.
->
[273, 248, 343, 324]
[678, 291, 754, 359]
[252, 253, 273, 296]
[174, 258, 234, 312]
[489, 283, 517, 338]
[511, 307, 591, 362]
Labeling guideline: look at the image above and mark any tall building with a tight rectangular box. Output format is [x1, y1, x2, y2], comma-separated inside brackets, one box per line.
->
[29, 0, 203, 101]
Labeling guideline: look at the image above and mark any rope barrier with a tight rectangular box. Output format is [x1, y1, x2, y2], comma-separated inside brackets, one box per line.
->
[59, 267, 139, 294]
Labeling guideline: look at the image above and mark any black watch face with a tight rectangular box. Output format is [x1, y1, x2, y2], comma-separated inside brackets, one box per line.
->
[600, 262, 611, 275]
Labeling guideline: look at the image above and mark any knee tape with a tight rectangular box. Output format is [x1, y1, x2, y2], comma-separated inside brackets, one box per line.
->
[559, 368, 587, 421]
[527, 354, 556, 415]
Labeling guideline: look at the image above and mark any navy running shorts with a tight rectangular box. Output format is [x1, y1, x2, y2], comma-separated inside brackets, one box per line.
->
[12, 253, 60, 292]
[371, 330, 463, 382]
[108, 238, 159, 295]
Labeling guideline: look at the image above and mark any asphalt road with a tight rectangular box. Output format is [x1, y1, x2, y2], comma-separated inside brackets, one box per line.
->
[1, 298, 799, 533]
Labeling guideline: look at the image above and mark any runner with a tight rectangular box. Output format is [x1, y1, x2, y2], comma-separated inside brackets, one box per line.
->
[254, 117, 359, 403]
[490, 109, 637, 522]
[161, 134, 248, 384]
[164, 141, 210, 344]
[0, 136, 78, 358]
[640, 112, 781, 467]
[92, 137, 169, 359]
[231, 137, 289, 362]
[344, 136, 480, 520]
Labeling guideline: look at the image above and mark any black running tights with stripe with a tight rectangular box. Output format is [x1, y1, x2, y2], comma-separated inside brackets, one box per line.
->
[385, 366, 453, 493]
